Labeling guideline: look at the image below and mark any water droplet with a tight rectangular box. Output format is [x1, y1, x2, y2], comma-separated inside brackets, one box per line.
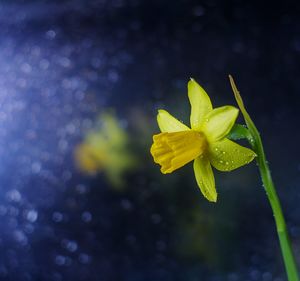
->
[219, 160, 224, 164]
[46, 30, 56, 40]
[55, 255, 66, 266]
[225, 161, 229, 165]
[81, 211, 92, 223]
[79, 253, 91, 264]
[205, 118, 209, 122]
[52, 212, 63, 222]
[6, 190, 21, 202]
[25, 210, 38, 223]
[13, 230, 28, 246]
[222, 151, 226, 154]
[62, 239, 78, 253]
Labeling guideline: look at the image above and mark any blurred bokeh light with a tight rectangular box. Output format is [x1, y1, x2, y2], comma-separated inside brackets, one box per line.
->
[0, 1, 299, 280]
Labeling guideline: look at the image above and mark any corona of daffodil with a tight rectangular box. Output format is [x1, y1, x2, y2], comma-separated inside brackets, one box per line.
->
[150, 79, 256, 202]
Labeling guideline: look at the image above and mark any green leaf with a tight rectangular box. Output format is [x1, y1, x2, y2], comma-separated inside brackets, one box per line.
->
[227, 124, 252, 141]
[228, 75, 259, 150]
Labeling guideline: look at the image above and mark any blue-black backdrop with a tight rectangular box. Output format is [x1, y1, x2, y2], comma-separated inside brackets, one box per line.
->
[0, 1, 299, 280]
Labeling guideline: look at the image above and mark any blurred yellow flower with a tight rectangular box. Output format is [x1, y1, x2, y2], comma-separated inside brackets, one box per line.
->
[75, 112, 136, 189]
[150, 79, 256, 202]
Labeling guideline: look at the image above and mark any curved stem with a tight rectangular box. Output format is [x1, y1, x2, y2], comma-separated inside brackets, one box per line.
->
[229, 75, 299, 281]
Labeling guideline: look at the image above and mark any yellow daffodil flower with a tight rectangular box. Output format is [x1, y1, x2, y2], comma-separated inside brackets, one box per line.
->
[75, 112, 136, 189]
[150, 79, 256, 202]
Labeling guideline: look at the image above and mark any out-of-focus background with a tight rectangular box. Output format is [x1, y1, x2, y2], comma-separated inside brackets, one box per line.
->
[0, 1, 299, 280]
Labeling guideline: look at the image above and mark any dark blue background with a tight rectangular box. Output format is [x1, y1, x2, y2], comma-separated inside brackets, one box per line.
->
[0, 1, 299, 280]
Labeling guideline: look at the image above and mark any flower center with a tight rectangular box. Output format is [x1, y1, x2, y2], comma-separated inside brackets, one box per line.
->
[150, 130, 207, 174]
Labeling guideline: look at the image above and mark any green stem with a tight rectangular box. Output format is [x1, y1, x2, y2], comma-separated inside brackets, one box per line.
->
[255, 128, 299, 281]
[229, 75, 299, 281]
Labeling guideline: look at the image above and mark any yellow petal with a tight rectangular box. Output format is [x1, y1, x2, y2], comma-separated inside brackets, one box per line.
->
[188, 78, 213, 130]
[157, 109, 190, 133]
[202, 106, 239, 141]
[74, 144, 104, 174]
[193, 156, 217, 202]
[208, 138, 256, 171]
